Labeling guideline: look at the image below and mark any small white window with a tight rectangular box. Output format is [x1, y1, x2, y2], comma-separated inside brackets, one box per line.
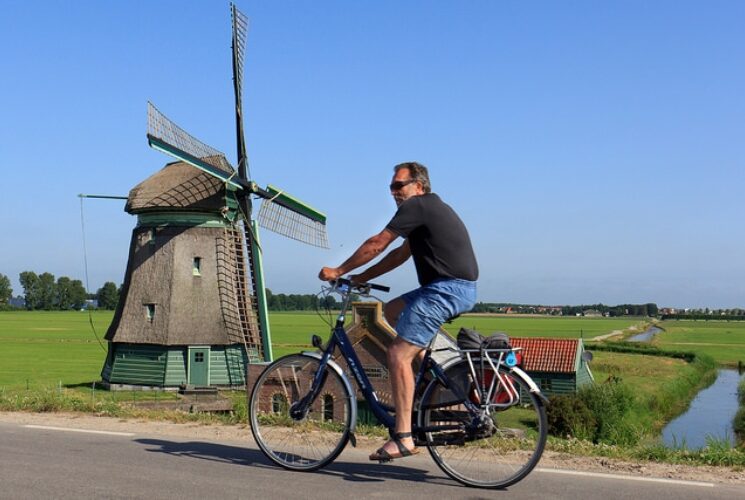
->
[193, 257, 202, 276]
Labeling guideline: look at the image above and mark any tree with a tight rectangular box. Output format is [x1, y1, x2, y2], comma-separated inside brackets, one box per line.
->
[0, 273, 11, 305]
[97, 282, 120, 310]
[69, 279, 88, 310]
[38, 272, 57, 310]
[56, 277, 88, 310]
[19, 271, 40, 310]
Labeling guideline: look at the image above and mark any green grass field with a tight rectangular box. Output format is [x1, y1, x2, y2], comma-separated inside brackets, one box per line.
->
[1, 310, 742, 388]
[265, 312, 647, 357]
[443, 315, 645, 339]
[656, 320, 745, 367]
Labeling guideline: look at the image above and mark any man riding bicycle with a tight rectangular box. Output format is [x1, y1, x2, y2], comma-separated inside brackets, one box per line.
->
[319, 161, 478, 461]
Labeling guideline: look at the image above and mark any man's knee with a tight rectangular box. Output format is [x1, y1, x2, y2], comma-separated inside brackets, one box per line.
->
[387, 338, 421, 367]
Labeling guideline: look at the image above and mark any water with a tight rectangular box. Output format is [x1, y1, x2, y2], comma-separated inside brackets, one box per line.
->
[662, 369, 743, 449]
[627, 326, 662, 342]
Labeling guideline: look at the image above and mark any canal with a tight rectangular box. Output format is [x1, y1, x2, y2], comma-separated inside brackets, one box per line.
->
[625, 325, 742, 448]
[662, 369, 743, 449]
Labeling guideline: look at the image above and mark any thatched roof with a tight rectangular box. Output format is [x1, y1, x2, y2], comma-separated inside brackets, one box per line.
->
[126, 156, 234, 214]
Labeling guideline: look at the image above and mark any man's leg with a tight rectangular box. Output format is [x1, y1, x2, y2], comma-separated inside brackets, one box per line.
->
[377, 336, 422, 456]
[384, 298, 406, 328]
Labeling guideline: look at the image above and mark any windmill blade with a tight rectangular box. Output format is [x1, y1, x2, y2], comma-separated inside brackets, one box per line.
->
[231, 4, 249, 178]
[147, 102, 249, 191]
[257, 185, 329, 249]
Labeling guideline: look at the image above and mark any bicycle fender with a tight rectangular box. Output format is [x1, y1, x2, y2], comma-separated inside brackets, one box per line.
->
[509, 366, 549, 405]
[300, 351, 358, 433]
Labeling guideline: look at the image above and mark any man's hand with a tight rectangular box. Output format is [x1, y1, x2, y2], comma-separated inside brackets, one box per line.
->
[318, 267, 342, 281]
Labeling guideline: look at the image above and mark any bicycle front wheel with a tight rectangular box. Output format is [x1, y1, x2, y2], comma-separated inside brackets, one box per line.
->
[249, 354, 353, 471]
[419, 359, 547, 489]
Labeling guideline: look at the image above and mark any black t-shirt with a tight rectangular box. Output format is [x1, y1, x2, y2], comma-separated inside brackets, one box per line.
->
[386, 193, 479, 286]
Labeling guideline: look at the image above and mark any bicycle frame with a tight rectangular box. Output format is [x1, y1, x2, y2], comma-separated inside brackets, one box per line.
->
[301, 281, 480, 434]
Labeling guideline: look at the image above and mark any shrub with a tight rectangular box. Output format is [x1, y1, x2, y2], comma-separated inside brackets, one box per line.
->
[546, 394, 596, 441]
[577, 379, 639, 446]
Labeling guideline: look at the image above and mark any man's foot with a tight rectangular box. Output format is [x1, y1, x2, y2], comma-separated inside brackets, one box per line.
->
[369, 432, 420, 462]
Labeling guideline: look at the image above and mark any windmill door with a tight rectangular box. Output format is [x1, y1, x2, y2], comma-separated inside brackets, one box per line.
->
[188, 347, 210, 386]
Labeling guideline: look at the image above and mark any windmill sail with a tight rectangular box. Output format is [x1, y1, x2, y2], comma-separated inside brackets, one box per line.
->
[147, 103, 245, 189]
[231, 3, 249, 178]
[146, 102, 329, 248]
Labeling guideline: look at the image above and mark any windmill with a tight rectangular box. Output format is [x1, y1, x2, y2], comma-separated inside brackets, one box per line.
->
[101, 4, 327, 389]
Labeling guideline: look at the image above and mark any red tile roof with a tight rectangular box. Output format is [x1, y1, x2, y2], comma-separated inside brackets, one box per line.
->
[510, 338, 579, 373]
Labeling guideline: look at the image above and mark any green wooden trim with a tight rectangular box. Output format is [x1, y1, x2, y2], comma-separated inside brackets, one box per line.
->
[105, 344, 167, 386]
[103, 344, 248, 387]
[147, 135, 246, 190]
[137, 212, 232, 228]
[265, 184, 327, 224]
[251, 220, 273, 362]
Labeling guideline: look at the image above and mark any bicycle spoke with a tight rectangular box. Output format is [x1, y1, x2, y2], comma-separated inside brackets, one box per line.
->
[250, 354, 352, 471]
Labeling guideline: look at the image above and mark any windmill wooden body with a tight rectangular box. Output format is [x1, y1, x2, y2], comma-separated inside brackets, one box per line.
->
[101, 5, 327, 389]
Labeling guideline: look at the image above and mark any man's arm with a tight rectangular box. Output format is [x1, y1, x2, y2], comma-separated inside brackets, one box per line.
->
[351, 240, 410, 283]
[318, 228, 399, 281]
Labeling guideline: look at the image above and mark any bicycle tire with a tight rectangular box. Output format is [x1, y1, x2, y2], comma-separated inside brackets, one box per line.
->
[418, 358, 547, 489]
[250, 353, 353, 471]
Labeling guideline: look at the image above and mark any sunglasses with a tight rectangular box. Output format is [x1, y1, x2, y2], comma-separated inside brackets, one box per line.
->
[389, 179, 417, 191]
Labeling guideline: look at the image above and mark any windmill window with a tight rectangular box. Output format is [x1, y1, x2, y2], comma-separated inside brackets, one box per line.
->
[145, 304, 156, 322]
[322, 394, 334, 421]
[193, 257, 202, 276]
[272, 393, 288, 413]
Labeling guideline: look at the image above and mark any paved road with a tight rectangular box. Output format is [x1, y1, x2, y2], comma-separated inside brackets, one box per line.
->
[1, 419, 742, 499]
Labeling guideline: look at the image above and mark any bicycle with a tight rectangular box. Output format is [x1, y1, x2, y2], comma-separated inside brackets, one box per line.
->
[249, 278, 548, 489]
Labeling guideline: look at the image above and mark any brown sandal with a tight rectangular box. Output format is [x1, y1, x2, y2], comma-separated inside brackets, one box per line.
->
[369, 432, 420, 462]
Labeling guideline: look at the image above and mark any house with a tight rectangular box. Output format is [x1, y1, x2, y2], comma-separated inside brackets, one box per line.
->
[510, 337, 594, 396]
[583, 309, 602, 317]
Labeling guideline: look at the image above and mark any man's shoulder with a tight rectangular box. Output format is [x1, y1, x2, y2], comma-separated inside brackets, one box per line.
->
[414, 193, 442, 206]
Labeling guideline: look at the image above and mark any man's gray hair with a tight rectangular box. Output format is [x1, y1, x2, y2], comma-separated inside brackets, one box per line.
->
[394, 162, 431, 193]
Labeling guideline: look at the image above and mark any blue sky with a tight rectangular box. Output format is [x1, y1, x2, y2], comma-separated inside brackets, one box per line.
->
[1, 1, 743, 308]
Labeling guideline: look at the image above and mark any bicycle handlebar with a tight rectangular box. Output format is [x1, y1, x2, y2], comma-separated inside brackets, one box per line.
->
[331, 277, 390, 294]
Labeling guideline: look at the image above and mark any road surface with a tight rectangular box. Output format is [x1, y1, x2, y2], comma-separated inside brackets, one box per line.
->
[0, 414, 742, 499]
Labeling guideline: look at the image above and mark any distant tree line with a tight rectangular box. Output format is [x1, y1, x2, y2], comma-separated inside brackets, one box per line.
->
[661, 309, 745, 321]
[563, 303, 659, 317]
[265, 289, 342, 311]
[472, 301, 660, 317]
[0, 271, 121, 311]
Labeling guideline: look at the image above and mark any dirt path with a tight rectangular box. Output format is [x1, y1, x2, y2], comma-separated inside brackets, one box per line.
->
[2, 411, 743, 485]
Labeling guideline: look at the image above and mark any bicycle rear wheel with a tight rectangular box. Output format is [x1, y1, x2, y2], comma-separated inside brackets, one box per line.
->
[250, 354, 353, 471]
[419, 359, 547, 489]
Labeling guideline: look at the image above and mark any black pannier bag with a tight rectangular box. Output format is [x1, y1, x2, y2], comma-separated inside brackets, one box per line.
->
[457, 328, 511, 350]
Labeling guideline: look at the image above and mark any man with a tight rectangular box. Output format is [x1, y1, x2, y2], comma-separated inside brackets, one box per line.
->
[319, 162, 478, 461]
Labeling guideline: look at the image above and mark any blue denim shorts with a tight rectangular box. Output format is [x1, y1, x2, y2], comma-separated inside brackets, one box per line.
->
[395, 278, 477, 348]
